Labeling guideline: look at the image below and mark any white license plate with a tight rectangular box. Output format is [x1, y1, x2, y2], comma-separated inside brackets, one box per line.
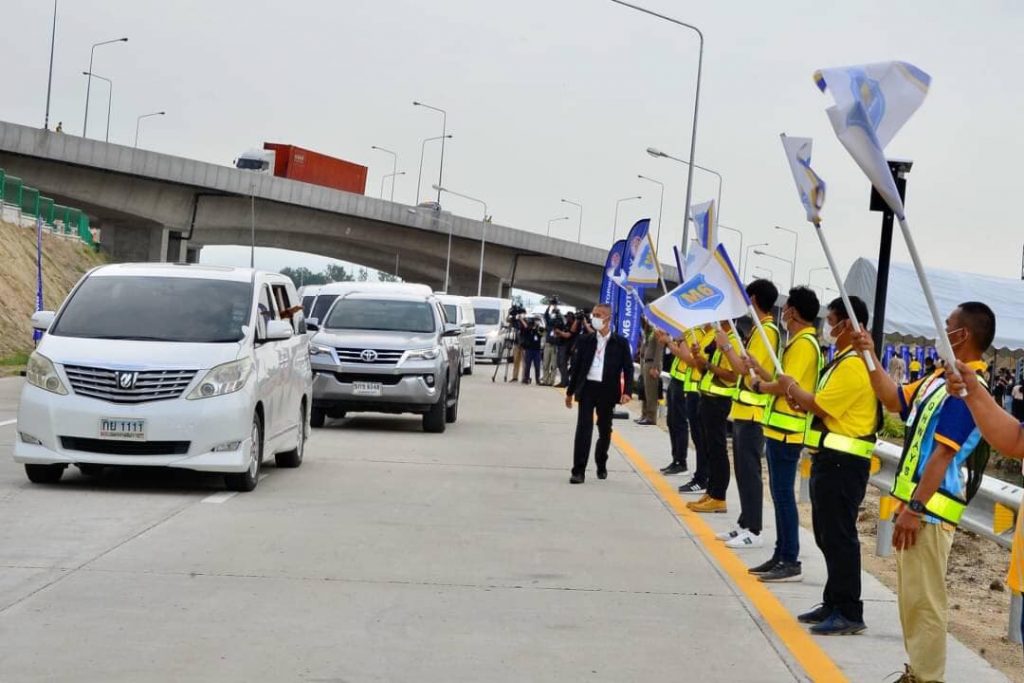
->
[99, 418, 146, 441]
[352, 381, 383, 397]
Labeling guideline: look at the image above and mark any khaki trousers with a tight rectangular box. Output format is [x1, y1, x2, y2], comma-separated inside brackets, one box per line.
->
[512, 346, 522, 378]
[896, 521, 955, 682]
[542, 344, 557, 384]
[641, 361, 659, 421]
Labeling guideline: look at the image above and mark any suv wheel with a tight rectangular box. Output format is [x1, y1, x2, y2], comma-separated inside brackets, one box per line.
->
[310, 407, 326, 429]
[423, 382, 447, 433]
[225, 414, 262, 492]
[445, 375, 460, 424]
[25, 464, 65, 484]
[275, 403, 306, 468]
[463, 354, 473, 376]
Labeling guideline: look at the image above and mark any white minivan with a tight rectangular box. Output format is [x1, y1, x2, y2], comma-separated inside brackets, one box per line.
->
[14, 263, 312, 492]
[470, 297, 512, 363]
[437, 294, 476, 375]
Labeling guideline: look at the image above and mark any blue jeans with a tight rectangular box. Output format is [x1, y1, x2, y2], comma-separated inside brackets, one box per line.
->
[765, 440, 802, 563]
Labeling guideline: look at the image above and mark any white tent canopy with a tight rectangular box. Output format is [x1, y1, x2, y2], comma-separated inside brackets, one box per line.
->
[843, 258, 1024, 352]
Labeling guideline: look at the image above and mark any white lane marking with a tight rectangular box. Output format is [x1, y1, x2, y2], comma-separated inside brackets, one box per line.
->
[0, 419, 16, 428]
[201, 473, 269, 504]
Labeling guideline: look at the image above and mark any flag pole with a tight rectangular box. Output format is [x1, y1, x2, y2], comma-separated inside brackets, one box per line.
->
[646, 232, 669, 294]
[896, 215, 961, 386]
[747, 306, 783, 375]
[812, 222, 876, 371]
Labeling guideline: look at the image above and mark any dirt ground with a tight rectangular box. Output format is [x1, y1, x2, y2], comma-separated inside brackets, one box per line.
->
[0, 219, 104, 368]
[800, 488, 1024, 682]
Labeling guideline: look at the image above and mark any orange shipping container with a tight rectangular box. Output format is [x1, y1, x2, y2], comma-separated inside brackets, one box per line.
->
[263, 143, 368, 195]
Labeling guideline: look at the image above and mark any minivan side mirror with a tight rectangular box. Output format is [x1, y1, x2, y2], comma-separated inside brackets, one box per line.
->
[31, 311, 56, 332]
[442, 323, 461, 337]
[264, 320, 294, 342]
[306, 317, 319, 332]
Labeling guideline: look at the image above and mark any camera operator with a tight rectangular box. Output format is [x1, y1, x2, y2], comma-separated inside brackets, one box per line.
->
[519, 314, 544, 384]
[507, 303, 525, 382]
[555, 311, 576, 387]
[542, 298, 565, 386]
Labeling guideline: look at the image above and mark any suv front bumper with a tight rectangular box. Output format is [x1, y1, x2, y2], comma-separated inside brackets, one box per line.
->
[311, 364, 443, 414]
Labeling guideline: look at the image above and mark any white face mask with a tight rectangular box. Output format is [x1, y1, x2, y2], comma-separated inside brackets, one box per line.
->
[592, 317, 607, 331]
[824, 319, 847, 344]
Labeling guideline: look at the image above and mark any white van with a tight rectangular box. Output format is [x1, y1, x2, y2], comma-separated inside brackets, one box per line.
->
[307, 281, 434, 331]
[298, 285, 322, 318]
[470, 296, 512, 363]
[437, 294, 476, 375]
[15, 263, 312, 492]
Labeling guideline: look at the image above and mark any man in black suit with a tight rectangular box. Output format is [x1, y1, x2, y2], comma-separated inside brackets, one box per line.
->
[564, 303, 634, 484]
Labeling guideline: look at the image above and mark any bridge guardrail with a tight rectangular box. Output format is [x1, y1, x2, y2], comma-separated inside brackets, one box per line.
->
[0, 167, 93, 245]
[638, 363, 1023, 642]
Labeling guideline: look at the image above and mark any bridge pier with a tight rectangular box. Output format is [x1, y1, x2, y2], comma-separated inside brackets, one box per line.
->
[99, 224, 189, 263]
[444, 270, 502, 298]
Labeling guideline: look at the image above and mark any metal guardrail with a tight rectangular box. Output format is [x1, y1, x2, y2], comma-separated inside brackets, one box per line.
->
[640, 363, 1023, 642]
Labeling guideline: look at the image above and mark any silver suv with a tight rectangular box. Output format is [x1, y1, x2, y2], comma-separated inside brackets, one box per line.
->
[307, 291, 463, 433]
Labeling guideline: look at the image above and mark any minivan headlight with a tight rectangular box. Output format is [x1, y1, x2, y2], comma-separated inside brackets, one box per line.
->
[405, 347, 441, 361]
[187, 358, 253, 400]
[25, 352, 68, 395]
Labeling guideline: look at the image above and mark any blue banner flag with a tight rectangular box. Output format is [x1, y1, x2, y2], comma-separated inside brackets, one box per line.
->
[33, 215, 44, 343]
[599, 240, 626, 309]
[622, 219, 659, 288]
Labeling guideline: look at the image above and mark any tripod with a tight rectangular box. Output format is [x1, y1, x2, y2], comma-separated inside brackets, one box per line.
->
[491, 324, 519, 383]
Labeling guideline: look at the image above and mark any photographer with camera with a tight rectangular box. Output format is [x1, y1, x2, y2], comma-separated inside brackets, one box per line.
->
[518, 313, 544, 384]
[542, 298, 565, 386]
[506, 303, 525, 382]
[555, 311, 577, 387]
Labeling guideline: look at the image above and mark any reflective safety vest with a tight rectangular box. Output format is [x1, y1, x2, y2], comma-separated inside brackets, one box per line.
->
[699, 330, 741, 399]
[669, 356, 687, 382]
[804, 349, 881, 458]
[667, 329, 701, 392]
[890, 371, 991, 526]
[762, 329, 824, 435]
[735, 321, 781, 408]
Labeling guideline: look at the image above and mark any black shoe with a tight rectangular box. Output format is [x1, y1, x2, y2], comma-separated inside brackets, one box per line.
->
[635, 418, 656, 426]
[524, 379, 532, 385]
[810, 611, 866, 636]
[597, 469, 607, 480]
[660, 462, 687, 475]
[570, 473, 584, 484]
[510, 378, 519, 383]
[748, 557, 781, 575]
[797, 604, 833, 624]
[677, 480, 706, 494]
[758, 561, 803, 583]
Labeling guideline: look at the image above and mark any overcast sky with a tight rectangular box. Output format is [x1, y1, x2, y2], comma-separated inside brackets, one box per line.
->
[6, 0, 1024, 291]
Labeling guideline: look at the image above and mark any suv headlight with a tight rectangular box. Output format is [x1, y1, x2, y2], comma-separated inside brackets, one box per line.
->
[187, 358, 253, 400]
[309, 343, 333, 358]
[25, 352, 68, 395]
[405, 347, 441, 361]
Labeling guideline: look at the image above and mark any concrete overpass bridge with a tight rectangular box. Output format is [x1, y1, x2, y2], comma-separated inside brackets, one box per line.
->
[0, 121, 678, 304]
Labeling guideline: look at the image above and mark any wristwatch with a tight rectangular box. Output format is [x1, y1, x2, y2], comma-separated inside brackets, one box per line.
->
[908, 499, 926, 515]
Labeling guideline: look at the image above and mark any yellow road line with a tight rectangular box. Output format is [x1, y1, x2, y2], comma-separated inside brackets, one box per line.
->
[612, 432, 849, 683]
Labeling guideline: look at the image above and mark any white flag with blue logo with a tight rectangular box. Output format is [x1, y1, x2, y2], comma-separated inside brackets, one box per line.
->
[689, 199, 717, 249]
[780, 134, 826, 224]
[644, 243, 749, 336]
[815, 61, 931, 218]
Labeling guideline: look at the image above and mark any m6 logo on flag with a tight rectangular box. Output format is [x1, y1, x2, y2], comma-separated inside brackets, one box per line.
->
[673, 275, 723, 311]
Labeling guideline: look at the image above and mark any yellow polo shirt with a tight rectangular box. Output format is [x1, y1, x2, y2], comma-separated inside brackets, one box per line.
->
[1010, 497, 1024, 593]
[814, 347, 877, 437]
[688, 327, 716, 383]
[729, 316, 779, 423]
[764, 326, 821, 443]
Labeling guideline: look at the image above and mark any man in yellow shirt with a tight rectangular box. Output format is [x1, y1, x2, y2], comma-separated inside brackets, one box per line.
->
[713, 279, 780, 547]
[773, 296, 879, 635]
[660, 324, 716, 495]
[909, 355, 922, 381]
[944, 357, 1024, 663]
[744, 286, 822, 583]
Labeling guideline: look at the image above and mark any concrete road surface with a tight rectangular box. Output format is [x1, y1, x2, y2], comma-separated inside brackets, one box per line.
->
[0, 374, 1008, 682]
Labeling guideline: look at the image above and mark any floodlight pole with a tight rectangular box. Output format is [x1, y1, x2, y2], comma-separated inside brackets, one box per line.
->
[869, 160, 910, 353]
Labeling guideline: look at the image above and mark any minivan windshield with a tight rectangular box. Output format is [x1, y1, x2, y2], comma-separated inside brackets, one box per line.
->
[310, 294, 338, 322]
[474, 308, 500, 326]
[443, 304, 458, 323]
[326, 298, 435, 333]
[51, 276, 253, 343]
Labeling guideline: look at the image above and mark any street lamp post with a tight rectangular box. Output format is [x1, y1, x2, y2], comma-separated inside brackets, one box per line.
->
[370, 145, 398, 201]
[416, 134, 452, 205]
[82, 71, 112, 142]
[433, 184, 488, 296]
[613, 195, 642, 242]
[718, 223, 744, 274]
[754, 249, 795, 290]
[134, 111, 165, 148]
[83, 36, 127, 138]
[613, 1, 703, 256]
[43, 0, 57, 130]
[413, 101, 447, 204]
[637, 174, 665, 256]
[774, 226, 799, 294]
[547, 216, 569, 237]
[647, 147, 723, 223]
[380, 171, 406, 199]
[807, 265, 830, 286]
[743, 241, 768, 281]
[560, 198, 583, 242]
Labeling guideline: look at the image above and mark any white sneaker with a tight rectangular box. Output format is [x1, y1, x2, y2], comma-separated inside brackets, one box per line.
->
[715, 526, 746, 542]
[726, 530, 764, 549]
